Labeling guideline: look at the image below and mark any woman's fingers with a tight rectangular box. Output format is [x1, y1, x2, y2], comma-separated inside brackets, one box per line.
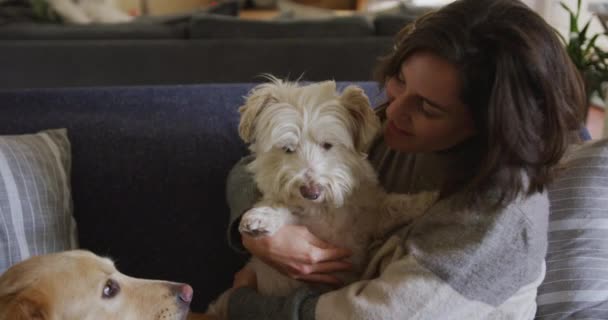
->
[289, 260, 352, 275]
[295, 226, 352, 263]
[309, 260, 353, 273]
[241, 224, 353, 284]
[301, 245, 352, 264]
[293, 272, 344, 285]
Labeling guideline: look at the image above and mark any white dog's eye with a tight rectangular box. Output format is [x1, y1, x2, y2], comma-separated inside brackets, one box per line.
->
[282, 146, 295, 154]
[102, 279, 120, 299]
[322, 142, 333, 150]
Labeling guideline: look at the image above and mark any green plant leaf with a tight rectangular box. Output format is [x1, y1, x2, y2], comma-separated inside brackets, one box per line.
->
[561, 0, 608, 103]
[560, 2, 579, 33]
[584, 33, 600, 56]
[580, 18, 592, 43]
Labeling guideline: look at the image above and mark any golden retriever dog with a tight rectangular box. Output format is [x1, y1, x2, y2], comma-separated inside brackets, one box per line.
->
[0, 250, 193, 320]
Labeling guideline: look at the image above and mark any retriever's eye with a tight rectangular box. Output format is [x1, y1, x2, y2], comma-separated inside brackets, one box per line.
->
[322, 142, 333, 150]
[282, 146, 295, 154]
[102, 279, 120, 299]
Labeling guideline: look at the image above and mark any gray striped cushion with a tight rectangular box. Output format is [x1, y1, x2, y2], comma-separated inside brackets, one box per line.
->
[0, 129, 77, 273]
[536, 138, 608, 319]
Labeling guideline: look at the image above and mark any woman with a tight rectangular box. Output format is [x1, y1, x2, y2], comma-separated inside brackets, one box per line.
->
[219, 0, 585, 318]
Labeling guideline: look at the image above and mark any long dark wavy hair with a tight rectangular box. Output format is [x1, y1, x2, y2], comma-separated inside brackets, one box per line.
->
[375, 0, 586, 208]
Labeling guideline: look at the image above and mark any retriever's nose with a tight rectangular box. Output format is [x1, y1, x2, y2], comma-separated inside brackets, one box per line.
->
[175, 284, 193, 304]
[300, 184, 323, 200]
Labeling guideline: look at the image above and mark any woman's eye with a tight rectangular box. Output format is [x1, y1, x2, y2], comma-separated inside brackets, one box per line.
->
[102, 279, 120, 299]
[420, 101, 440, 118]
[282, 146, 294, 154]
[322, 142, 333, 150]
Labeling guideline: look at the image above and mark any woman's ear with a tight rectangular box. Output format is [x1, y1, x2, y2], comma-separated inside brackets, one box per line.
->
[3, 289, 50, 320]
[340, 85, 381, 153]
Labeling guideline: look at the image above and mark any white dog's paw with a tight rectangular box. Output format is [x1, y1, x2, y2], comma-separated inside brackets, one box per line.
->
[239, 207, 284, 237]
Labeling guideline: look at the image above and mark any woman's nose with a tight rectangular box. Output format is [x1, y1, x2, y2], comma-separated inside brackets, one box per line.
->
[386, 94, 415, 128]
[385, 76, 405, 101]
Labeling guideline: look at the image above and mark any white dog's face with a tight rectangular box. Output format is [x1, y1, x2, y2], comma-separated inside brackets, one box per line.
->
[0, 250, 191, 320]
[239, 78, 381, 207]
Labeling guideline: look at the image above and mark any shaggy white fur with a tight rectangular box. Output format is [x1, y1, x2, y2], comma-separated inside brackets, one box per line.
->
[207, 77, 437, 319]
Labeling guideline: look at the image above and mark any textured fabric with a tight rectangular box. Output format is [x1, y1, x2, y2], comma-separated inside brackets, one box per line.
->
[226, 155, 259, 253]
[229, 287, 320, 320]
[0, 82, 382, 312]
[190, 14, 374, 39]
[227, 111, 549, 319]
[315, 190, 547, 320]
[0, 129, 77, 274]
[536, 139, 608, 320]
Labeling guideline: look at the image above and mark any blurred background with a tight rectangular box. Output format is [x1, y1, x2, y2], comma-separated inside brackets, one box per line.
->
[1, 0, 607, 137]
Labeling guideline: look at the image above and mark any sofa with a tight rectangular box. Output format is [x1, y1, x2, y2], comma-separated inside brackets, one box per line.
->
[0, 83, 606, 319]
[0, 10, 415, 89]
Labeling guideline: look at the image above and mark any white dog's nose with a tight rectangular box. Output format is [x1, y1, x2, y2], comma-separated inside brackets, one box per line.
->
[300, 184, 323, 200]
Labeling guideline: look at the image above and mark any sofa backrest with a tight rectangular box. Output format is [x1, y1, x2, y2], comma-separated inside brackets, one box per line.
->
[0, 82, 385, 310]
[0, 14, 416, 89]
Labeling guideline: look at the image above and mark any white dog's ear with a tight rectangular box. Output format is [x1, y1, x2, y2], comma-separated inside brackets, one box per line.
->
[238, 86, 278, 143]
[340, 85, 381, 153]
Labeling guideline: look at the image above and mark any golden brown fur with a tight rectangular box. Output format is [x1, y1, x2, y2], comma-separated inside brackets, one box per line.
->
[0, 250, 192, 320]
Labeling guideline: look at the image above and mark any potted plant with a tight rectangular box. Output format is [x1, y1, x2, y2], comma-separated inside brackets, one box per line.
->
[560, 0, 608, 118]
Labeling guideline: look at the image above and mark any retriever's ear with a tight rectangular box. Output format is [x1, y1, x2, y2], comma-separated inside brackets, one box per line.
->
[238, 83, 280, 143]
[340, 85, 381, 153]
[4, 289, 50, 320]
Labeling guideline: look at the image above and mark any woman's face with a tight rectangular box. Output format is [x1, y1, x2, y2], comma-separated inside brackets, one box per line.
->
[384, 52, 476, 153]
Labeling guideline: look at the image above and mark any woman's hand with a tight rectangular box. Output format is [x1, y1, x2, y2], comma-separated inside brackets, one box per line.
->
[242, 224, 352, 285]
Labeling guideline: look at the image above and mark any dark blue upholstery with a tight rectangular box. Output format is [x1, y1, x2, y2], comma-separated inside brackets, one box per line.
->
[0, 82, 385, 311]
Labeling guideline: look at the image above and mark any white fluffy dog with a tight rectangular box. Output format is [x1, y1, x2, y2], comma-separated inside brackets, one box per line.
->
[208, 77, 436, 318]
[44, 0, 133, 24]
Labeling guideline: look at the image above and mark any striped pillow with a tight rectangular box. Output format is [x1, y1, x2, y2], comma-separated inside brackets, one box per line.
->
[536, 138, 608, 319]
[0, 129, 77, 273]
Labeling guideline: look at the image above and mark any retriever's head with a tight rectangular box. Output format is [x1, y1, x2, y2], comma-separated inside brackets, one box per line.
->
[0, 250, 192, 320]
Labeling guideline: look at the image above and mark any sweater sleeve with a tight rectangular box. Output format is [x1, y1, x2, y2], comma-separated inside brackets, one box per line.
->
[311, 193, 549, 320]
[225, 155, 261, 252]
[228, 287, 320, 320]
[227, 192, 549, 320]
